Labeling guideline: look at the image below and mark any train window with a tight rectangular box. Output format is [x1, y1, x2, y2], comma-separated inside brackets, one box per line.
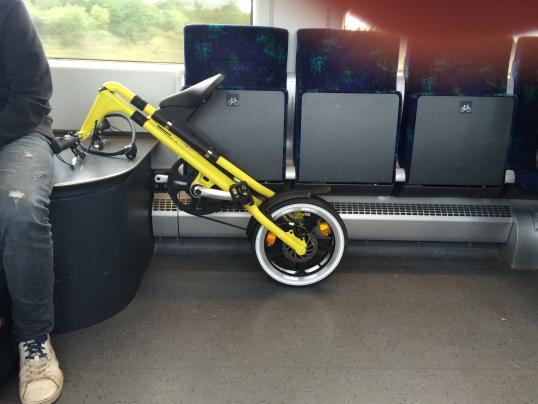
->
[23, 0, 252, 63]
[344, 12, 372, 31]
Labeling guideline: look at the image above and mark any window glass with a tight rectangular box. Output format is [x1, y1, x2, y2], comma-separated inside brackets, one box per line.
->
[23, 0, 252, 63]
[344, 12, 372, 31]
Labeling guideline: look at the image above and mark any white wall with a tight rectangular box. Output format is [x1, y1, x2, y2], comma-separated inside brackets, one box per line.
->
[274, 0, 333, 71]
[50, 60, 182, 131]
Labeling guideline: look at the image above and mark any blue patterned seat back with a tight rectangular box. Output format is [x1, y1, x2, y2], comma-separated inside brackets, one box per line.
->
[295, 29, 400, 170]
[510, 37, 538, 192]
[405, 37, 512, 96]
[296, 29, 400, 94]
[400, 37, 513, 172]
[184, 24, 288, 91]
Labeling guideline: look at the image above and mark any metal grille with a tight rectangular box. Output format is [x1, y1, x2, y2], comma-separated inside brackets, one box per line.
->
[153, 196, 512, 218]
[152, 196, 177, 212]
[330, 202, 512, 218]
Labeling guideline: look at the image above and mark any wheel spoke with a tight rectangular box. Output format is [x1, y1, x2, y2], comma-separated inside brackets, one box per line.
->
[316, 238, 334, 253]
[265, 244, 282, 260]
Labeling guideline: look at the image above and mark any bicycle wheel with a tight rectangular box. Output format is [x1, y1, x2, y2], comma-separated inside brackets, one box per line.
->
[251, 197, 347, 286]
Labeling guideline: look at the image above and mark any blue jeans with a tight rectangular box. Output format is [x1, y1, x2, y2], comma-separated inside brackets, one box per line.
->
[0, 133, 55, 342]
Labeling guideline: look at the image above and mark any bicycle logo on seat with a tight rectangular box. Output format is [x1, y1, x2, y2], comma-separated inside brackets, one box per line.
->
[226, 93, 240, 107]
[459, 101, 473, 113]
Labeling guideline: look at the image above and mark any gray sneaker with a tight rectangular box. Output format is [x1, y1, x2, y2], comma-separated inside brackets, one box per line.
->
[18, 335, 64, 404]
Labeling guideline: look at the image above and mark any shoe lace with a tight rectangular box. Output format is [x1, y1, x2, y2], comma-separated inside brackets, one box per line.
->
[23, 336, 48, 360]
[21, 337, 53, 382]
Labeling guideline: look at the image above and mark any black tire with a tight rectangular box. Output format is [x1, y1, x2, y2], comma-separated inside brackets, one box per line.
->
[250, 197, 348, 286]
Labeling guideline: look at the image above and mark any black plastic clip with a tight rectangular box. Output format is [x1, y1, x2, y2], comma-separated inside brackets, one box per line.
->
[229, 182, 254, 207]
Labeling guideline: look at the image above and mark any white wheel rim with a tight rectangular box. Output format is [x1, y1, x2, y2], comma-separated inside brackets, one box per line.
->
[254, 203, 345, 286]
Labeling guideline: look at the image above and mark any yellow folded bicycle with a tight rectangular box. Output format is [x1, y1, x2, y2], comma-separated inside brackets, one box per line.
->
[51, 74, 348, 286]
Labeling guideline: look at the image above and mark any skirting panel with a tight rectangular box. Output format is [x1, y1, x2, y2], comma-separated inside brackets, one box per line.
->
[153, 195, 513, 243]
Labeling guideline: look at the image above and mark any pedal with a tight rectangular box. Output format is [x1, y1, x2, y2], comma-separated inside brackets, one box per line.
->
[229, 182, 254, 207]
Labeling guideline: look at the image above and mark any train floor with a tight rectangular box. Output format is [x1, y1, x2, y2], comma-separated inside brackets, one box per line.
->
[1, 239, 537, 404]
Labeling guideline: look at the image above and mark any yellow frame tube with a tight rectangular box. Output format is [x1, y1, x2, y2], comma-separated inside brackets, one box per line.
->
[77, 82, 307, 255]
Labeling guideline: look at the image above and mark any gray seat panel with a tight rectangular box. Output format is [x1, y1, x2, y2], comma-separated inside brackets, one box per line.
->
[299, 92, 400, 184]
[189, 90, 286, 182]
[409, 96, 514, 186]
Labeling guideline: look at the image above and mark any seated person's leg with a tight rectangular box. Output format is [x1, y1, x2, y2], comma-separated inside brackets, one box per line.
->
[0, 133, 62, 404]
[0, 133, 54, 340]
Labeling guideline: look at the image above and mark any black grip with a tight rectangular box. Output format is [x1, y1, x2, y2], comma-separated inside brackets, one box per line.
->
[51, 135, 78, 155]
[131, 95, 148, 111]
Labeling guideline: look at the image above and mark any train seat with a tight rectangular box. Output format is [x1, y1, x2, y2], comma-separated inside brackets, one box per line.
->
[160, 24, 289, 183]
[294, 29, 401, 185]
[510, 37, 538, 193]
[400, 37, 515, 188]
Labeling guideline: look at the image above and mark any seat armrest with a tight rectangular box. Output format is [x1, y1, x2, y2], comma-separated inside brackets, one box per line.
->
[505, 170, 516, 184]
[395, 168, 406, 183]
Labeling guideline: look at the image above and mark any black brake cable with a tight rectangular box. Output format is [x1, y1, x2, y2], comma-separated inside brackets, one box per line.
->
[55, 152, 73, 168]
[79, 113, 138, 159]
[53, 131, 81, 169]
[183, 208, 248, 231]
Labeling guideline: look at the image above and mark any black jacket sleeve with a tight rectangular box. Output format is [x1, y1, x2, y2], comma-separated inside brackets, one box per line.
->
[0, 0, 52, 148]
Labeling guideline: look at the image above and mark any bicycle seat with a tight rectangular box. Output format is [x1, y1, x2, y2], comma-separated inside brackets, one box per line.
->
[159, 74, 225, 109]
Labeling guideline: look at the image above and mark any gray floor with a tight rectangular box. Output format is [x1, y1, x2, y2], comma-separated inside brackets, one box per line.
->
[1, 240, 538, 404]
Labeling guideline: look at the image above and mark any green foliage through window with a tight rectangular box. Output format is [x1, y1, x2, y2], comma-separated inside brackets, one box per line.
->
[23, 0, 252, 63]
